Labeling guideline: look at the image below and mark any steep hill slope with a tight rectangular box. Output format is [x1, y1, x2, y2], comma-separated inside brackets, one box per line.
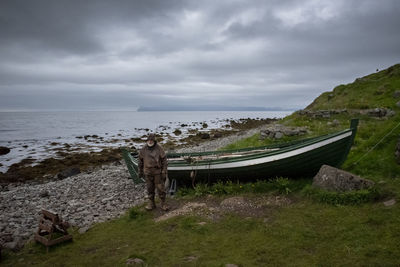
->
[306, 63, 400, 110]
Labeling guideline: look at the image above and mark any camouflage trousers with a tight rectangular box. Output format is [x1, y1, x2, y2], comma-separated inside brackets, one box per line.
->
[145, 174, 166, 201]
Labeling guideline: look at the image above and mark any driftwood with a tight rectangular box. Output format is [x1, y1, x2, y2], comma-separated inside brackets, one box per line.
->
[34, 210, 72, 252]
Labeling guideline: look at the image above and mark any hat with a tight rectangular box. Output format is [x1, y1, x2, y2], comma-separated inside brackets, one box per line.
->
[146, 133, 156, 141]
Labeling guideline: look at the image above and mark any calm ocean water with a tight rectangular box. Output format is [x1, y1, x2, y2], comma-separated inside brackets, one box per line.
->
[0, 110, 292, 172]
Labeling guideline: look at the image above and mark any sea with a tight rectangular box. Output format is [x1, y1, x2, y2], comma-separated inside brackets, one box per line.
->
[0, 110, 292, 173]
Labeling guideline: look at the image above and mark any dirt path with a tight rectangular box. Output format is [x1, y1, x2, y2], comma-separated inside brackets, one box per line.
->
[152, 194, 292, 223]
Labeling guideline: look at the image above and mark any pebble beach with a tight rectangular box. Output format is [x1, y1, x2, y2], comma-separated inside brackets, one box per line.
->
[0, 123, 272, 251]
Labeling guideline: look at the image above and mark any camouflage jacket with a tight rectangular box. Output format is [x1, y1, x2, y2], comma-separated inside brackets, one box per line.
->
[138, 142, 168, 175]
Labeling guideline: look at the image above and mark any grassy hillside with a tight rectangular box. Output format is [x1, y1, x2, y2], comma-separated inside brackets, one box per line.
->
[306, 64, 400, 110]
[224, 63, 400, 187]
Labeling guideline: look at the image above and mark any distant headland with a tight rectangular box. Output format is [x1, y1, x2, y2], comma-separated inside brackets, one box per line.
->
[137, 105, 293, 112]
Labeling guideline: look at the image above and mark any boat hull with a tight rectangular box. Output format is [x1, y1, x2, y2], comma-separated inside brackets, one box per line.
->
[121, 119, 358, 183]
[167, 131, 353, 182]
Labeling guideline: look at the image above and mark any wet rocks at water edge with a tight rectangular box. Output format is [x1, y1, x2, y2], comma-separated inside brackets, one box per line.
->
[0, 146, 11, 155]
[312, 165, 374, 192]
[260, 124, 308, 140]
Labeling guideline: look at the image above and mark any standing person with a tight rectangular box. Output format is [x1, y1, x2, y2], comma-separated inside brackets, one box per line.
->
[138, 133, 170, 211]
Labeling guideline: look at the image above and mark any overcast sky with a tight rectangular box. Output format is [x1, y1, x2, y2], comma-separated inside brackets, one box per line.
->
[0, 0, 399, 111]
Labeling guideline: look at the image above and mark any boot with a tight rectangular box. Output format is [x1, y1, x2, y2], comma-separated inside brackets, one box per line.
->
[160, 198, 170, 211]
[145, 198, 156, 211]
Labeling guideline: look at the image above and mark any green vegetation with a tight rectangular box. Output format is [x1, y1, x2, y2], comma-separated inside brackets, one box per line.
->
[301, 185, 385, 205]
[177, 178, 302, 197]
[2, 64, 400, 266]
[307, 64, 400, 110]
[222, 64, 400, 191]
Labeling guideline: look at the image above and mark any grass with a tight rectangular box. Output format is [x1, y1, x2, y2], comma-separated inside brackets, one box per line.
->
[2, 194, 399, 266]
[176, 178, 303, 197]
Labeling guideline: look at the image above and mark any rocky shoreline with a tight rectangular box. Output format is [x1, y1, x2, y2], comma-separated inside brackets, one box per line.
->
[1, 120, 279, 251]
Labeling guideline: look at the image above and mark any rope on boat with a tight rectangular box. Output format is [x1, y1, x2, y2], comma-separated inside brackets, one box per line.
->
[352, 120, 400, 166]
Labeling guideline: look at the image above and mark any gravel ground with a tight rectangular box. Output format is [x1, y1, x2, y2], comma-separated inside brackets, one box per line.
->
[0, 162, 146, 251]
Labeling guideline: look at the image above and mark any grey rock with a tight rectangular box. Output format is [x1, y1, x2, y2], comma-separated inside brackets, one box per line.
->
[3, 236, 24, 251]
[366, 108, 395, 118]
[0, 146, 11, 155]
[184, 255, 198, 262]
[200, 133, 210, 139]
[126, 258, 145, 265]
[57, 167, 81, 179]
[383, 199, 396, 207]
[39, 190, 49, 198]
[78, 226, 90, 234]
[260, 125, 307, 140]
[396, 101, 400, 108]
[0, 233, 13, 243]
[213, 132, 223, 138]
[312, 165, 374, 192]
[393, 90, 400, 98]
[274, 132, 283, 139]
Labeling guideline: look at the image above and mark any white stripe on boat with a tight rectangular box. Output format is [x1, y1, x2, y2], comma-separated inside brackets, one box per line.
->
[168, 131, 352, 171]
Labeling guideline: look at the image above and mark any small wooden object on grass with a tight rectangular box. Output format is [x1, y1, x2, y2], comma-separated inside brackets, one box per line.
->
[34, 210, 72, 252]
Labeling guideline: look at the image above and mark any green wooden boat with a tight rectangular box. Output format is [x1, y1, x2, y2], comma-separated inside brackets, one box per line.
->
[121, 119, 359, 184]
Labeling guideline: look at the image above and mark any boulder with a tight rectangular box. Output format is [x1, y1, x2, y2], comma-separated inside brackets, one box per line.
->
[312, 165, 374, 192]
[3, 236, 24, 252]
[260, 125, 307, 140]
[57, 167, 81, 179]
[0, 146, 10, 155]
[213, 132, 223, 138]
[173, 129, 182, 136]
[383, 199, 396, 207]
[367, 108, 395, 118]
[297, 109, 347, 118]
[126, 258, 145, 265]
[78, 226, 90, 234]
[274, 132, 283, 139]
[200, 133, 210, 139]
[393, 90, 400, 98]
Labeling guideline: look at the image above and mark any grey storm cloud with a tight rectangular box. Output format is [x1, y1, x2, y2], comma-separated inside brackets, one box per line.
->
[0, 0, 399, 110]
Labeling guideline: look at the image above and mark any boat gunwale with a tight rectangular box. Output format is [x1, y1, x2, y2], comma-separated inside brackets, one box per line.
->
[166, 128, 354, 166]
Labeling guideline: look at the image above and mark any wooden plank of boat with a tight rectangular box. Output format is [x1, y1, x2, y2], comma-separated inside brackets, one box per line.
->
[168, 148, 280, 163]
